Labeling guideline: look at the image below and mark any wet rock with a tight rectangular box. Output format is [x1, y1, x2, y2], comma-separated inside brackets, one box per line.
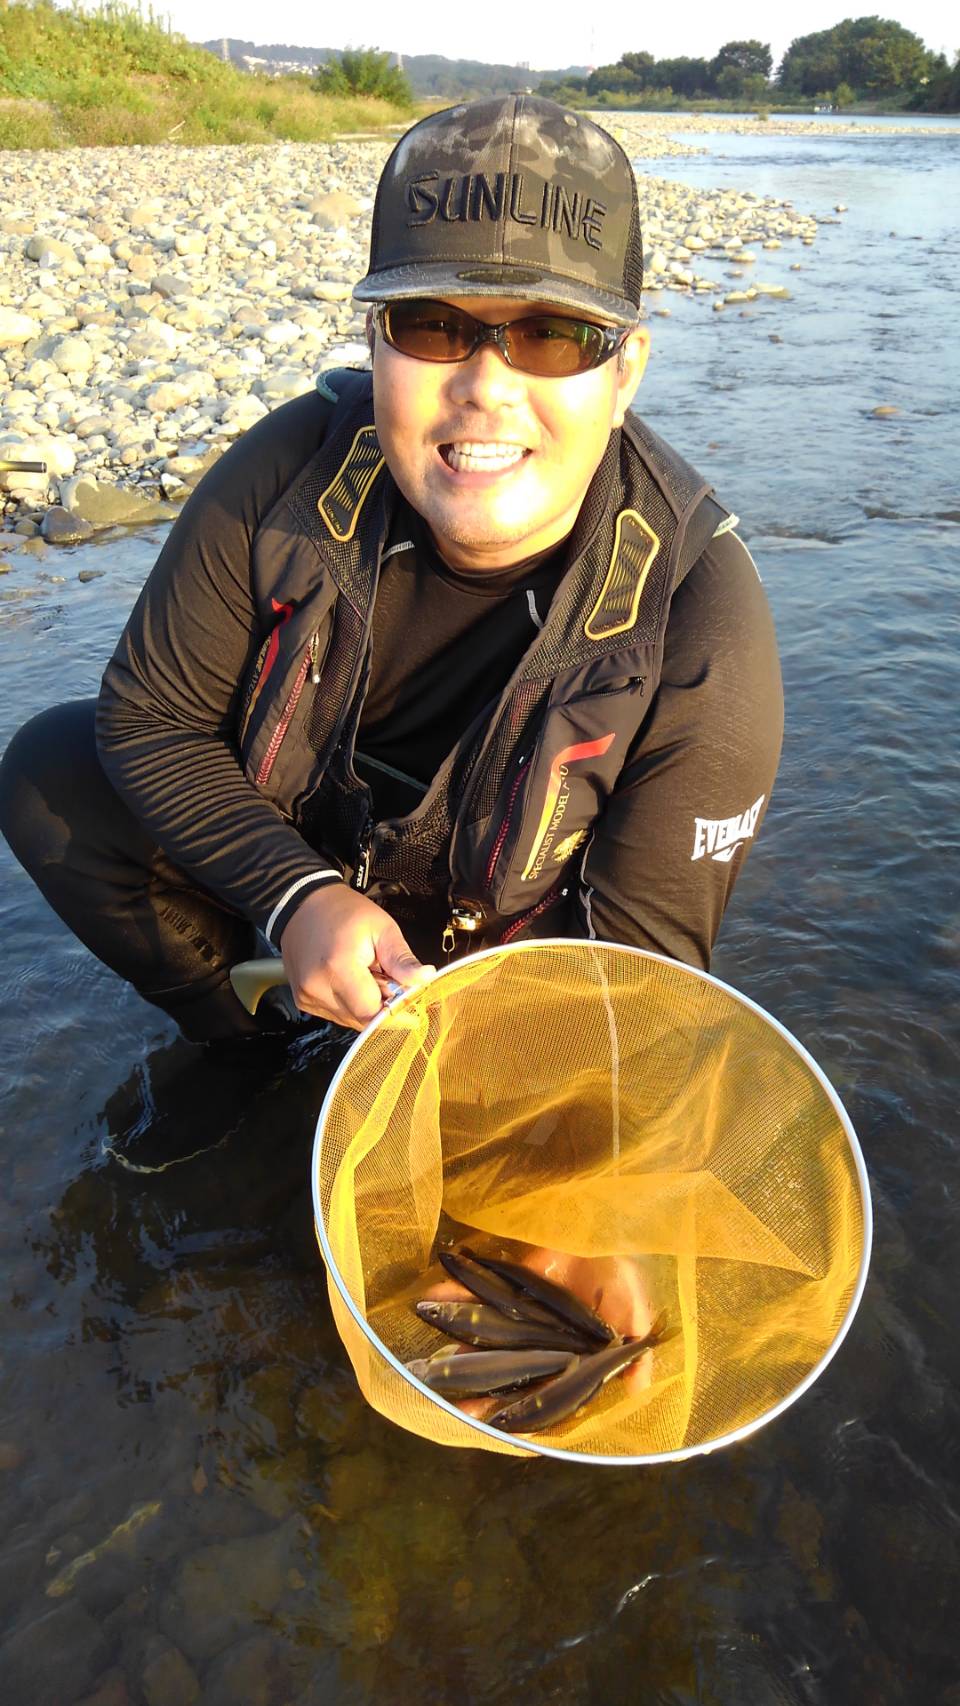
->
[158, 1519, 299, 1663]
[140, 1634, 200, 1706]
[61, 477, 167, 528]
[2, 1600, 109, 1702]
[323, 1446, 390, 1521]
[78, 568, 106, 583]
[202, 1633, 293, 1706]
[872, 404, 900, 417]
[296, 1369, 364, 1453]
[307, 1526, 399, 1650]
[74, 1667, 131, 1706]
[41, 506, 95, 544]
[238, 1365, 300, 1454]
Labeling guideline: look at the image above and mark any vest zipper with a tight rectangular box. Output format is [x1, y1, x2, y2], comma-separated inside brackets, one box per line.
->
[500, 881, 569, 944]
[484, 753, 529, 889]
[255, 648, 312, 785]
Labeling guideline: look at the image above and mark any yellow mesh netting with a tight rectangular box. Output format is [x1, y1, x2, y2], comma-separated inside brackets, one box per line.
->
[313, 942, 868, 1460]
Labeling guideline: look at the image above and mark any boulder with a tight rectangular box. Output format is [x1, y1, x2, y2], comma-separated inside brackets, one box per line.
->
[310, 279, 352, 303]
[49, 335, 95, 375]
[0, 309, 41, 348]
[41, 506, 96, 544]
[309, 191, 363, 229]
[26, 234, 75, 264]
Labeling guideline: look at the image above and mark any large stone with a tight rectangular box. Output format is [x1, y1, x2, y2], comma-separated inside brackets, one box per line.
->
[140, 1635, 200, 1706]
[202, 1634, 293, 1706]
[310, 280, 352, 303]
[143, 373, 208, 413]
[173, 231, 206, 257]
[73, 1667, 130, 1706]
[0, 309, 41, 348]
[41, 506, 96, 544]
[64, 477, 173, 528]
[309, 191, 363, 229]
[157, 1520, 299, 1663]
[26, 233, 76, 264]
[125, 200, 165, 227]
[34, 435, 78, 478]
[218, 393, 269, 430]
[257, 369, 313, 403]
[0, 436, 53, 494]
[74, 414, 114, 440]
[1, 1600, 109, 1702]
[153, 273, 191, 299]
[49, 335, 95, 375]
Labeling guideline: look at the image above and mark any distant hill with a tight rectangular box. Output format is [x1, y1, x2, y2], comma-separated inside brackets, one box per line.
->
[199, 42, 590, 98]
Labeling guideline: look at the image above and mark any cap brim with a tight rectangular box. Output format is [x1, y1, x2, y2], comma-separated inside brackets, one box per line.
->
[352, 262, 640, 329]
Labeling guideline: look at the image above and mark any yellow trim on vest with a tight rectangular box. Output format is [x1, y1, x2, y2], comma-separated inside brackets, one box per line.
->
[584, 508, 661, 641]
[318, 426, 384, 542]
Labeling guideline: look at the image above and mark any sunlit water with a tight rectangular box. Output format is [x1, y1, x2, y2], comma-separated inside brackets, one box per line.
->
[1, 129, 958, 1703]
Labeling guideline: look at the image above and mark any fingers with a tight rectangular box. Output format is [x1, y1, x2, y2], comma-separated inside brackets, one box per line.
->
[375, 918, 436, 990]
[290, 963, 384, 1031]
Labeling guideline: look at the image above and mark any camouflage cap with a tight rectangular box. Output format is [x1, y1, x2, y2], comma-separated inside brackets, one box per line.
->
[353, 95, 643, 327]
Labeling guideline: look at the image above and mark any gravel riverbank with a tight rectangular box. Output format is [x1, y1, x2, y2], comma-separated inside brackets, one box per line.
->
[0, 117, 839, 548]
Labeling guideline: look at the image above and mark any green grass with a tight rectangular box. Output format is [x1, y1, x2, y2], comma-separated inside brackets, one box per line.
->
[0, 0, 414, 147]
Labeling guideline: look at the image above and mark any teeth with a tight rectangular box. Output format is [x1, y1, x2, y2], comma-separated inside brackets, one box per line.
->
[445, 442, 527, 473]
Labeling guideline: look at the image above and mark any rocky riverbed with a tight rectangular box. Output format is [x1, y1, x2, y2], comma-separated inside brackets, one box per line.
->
[0, 120, 834, 548]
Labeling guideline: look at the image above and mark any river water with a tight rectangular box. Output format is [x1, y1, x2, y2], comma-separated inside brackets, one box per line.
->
[1, 126, 958, 1703]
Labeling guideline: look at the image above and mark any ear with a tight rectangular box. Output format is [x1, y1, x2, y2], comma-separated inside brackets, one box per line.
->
[611, 325, 651, 428]
[365, 306, 376, 357]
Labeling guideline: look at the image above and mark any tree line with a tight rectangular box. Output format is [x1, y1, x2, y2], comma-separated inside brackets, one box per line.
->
[538, 17, 956, 111]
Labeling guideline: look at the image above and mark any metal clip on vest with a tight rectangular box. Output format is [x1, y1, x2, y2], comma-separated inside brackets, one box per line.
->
[442, 903, 484, 958]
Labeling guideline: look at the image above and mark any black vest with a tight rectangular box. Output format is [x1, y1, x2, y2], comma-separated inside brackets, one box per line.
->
[238, 370, 728, 952]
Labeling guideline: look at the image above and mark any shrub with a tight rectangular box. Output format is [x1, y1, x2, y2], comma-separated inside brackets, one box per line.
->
[312, 47, 412, 107]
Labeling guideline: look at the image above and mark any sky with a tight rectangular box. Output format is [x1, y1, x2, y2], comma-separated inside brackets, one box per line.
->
[163, 0, 957, 71]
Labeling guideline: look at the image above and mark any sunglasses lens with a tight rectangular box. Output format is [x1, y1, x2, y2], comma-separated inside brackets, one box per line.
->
[380, 302, 616, 376]
[505, 316, 607, 377]
[383, 301, 473, 361]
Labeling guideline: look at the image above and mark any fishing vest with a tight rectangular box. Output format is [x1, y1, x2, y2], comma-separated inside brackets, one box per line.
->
[238, 369, 730, 953]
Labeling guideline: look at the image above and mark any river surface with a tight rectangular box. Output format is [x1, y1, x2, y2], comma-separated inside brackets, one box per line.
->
[1, 128, 958, 1703]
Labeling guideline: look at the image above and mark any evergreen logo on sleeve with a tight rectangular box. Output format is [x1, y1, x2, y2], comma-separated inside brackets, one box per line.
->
[691, 795, 765, 863]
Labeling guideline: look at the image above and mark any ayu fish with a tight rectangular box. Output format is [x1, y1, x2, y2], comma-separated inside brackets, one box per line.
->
[438, 1247, 576, 1331]
[406, 1347, 575, 1397]
[488, 1316, 668, 1434]
[415, 1298, 593, 1352]
[460, 1247, 616, 1346]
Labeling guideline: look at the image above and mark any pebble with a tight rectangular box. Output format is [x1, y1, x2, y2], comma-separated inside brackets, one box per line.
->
[2, 122, 829, 544]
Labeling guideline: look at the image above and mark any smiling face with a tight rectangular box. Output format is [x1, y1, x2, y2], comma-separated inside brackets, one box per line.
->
[370, 297, 650, 572]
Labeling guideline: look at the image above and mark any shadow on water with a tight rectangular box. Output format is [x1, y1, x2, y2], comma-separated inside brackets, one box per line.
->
[1, 133, 959, 1703]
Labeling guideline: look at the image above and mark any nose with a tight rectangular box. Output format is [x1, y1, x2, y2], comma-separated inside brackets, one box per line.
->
[444, 339, 528, 413]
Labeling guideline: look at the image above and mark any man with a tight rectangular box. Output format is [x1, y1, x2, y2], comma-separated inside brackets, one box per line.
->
[0, 96, 782, 1048]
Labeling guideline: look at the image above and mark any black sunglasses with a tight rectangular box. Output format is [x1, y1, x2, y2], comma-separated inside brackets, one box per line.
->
[375, 299, 630, 378]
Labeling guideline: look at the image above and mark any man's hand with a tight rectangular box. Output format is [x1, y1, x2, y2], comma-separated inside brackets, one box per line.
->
[280, 883, 435, 1031]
